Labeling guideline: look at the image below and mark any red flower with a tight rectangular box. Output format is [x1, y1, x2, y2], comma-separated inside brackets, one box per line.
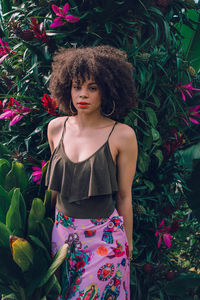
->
[76, 259, 85, 270]
[0, 101, 4, 113]
[163, 128, 185, 158]
[72, 286, 76, 291]
[30, 17, 50, 46]
[41, 93, 58, 115]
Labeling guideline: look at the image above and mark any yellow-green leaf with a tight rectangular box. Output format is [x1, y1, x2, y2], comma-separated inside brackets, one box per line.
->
[10, 236, 34, 272]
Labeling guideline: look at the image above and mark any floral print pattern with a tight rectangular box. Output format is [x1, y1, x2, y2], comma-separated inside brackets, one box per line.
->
[51, 208, 130, 299]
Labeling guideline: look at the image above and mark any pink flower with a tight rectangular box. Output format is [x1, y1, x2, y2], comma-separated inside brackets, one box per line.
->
[0, 98, 31, 126]
[50, 3, 79, 28]
[188, 105, 200, 124]
[176, 81, 200, 101]
[0, 38, 12, 63]
[155, 219, 173, 248]
[32, 160, 46, 184]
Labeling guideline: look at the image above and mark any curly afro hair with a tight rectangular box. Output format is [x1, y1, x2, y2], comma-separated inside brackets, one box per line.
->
[49, 45, 137, 120]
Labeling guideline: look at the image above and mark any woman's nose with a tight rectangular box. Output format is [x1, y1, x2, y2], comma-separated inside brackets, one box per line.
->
[79, 88, 88, 98]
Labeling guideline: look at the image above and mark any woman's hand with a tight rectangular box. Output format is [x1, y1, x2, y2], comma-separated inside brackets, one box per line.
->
[128, 241, 133, 261]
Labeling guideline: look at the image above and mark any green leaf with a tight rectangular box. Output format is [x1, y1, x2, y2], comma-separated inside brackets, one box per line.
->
[166, 273, 200, 296]
[38, 243, 68, 287]
[6, 188, 23, 236]
[28, 198, 46, 235]
[153, 149, 164, 167]
[43, 274, 60, 299]
[0, 185, 11, 224]
[18, 192, 26, 230]
[143, 179, 155, 191]
[0, 159, 10, 187]
[28, 235, 51, 262]
[138, 151, 150, 173]
[38, 218, 54, 250]
[1, 294, 18, 300]
[180, 9, 200, 72]
[0, 143, 11, 158]
[44, 189, 52, 218]
[4, 161, 28, 193]
[143, 132, 153, 151]
[105, 22, 112, 34]
[145, 107, 158, 128]
[10, 236, 34, 272]
[151, 128, 160, 141]
[1, 0, 12, 14]
[0, 222, 11, 248]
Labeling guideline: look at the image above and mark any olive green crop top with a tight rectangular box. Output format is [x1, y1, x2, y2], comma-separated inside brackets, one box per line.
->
[45, 117, 119, 218]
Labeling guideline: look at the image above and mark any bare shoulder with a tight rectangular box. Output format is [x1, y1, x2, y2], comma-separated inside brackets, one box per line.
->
[115, 122, 137, 145]
[47, 116, 67, 137]
[47, 116, 68, 152]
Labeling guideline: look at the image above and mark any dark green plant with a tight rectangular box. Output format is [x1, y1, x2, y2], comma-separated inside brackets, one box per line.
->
[0, 155, 68, 300]
[1, 0, 200, 299]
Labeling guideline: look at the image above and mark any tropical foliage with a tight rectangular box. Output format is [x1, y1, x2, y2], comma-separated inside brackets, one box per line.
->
[0, 148, 68, 300]
[1, 0, 200, 299]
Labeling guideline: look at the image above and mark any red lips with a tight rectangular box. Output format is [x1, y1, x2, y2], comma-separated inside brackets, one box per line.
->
[78, 102, 90, 108]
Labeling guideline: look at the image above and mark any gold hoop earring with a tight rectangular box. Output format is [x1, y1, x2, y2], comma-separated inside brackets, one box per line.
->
[102, 101, 115, 117]
[69, 99, 77, 115]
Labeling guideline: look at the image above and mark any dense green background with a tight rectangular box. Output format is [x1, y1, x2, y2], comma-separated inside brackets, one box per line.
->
[1, 0, 200, 299]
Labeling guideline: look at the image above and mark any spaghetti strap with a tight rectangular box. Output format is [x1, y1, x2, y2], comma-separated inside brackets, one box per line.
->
[61, 117, 69, 141]
[107, 121, 118, 140]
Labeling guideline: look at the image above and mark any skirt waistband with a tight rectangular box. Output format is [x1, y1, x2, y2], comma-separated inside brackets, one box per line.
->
[55, 208, 124, 230]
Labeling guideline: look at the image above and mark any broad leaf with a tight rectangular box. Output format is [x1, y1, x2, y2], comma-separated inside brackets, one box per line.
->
[6, 188, 23, 236]
[145, 107, 158, 128]
[28, 198, 45, 235]
[10, 236, 34, 272]
[0, 185, 11, 223]
[38, 243, 69, 287]
[0, 222, 11, 248]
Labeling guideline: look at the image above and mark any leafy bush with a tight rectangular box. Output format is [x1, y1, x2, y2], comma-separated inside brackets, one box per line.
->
[1, 0, 200, 299]
[0, 153, 68, 300]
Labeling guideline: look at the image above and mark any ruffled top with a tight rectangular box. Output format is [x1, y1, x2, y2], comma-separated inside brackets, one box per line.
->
[45, 118, 118, 217]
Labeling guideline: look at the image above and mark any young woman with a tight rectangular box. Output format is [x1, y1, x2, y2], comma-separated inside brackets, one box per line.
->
[45, 45, 138, 300]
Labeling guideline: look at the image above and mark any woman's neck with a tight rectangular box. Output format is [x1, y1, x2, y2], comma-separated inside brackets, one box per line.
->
[73, 112, 106, 129]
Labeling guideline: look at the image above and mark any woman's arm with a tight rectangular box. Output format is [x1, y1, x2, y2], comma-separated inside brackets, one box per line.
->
[115, 124, 138, 258]
[47, 117, 64, 210]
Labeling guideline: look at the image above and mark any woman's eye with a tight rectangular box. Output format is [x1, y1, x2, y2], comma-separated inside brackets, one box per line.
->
[73, 86, 81, 90]
[89, 86, 97, 91]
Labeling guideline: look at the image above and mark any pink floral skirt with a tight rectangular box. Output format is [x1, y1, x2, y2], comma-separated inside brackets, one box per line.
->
[51, 208, 130, 299]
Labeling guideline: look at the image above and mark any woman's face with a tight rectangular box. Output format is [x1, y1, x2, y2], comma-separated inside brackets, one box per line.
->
[71, 78, 102, 115]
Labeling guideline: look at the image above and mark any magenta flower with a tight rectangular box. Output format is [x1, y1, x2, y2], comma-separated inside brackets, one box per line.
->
[176, 81, 200, 101]
[155, 219, 173, 248]
[0, 38, 12, 63]
[32, 160, 46, 184]
[0, 98, 31, 126]
[188, 105, 200, 124]
[50, 3, 79, 28]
